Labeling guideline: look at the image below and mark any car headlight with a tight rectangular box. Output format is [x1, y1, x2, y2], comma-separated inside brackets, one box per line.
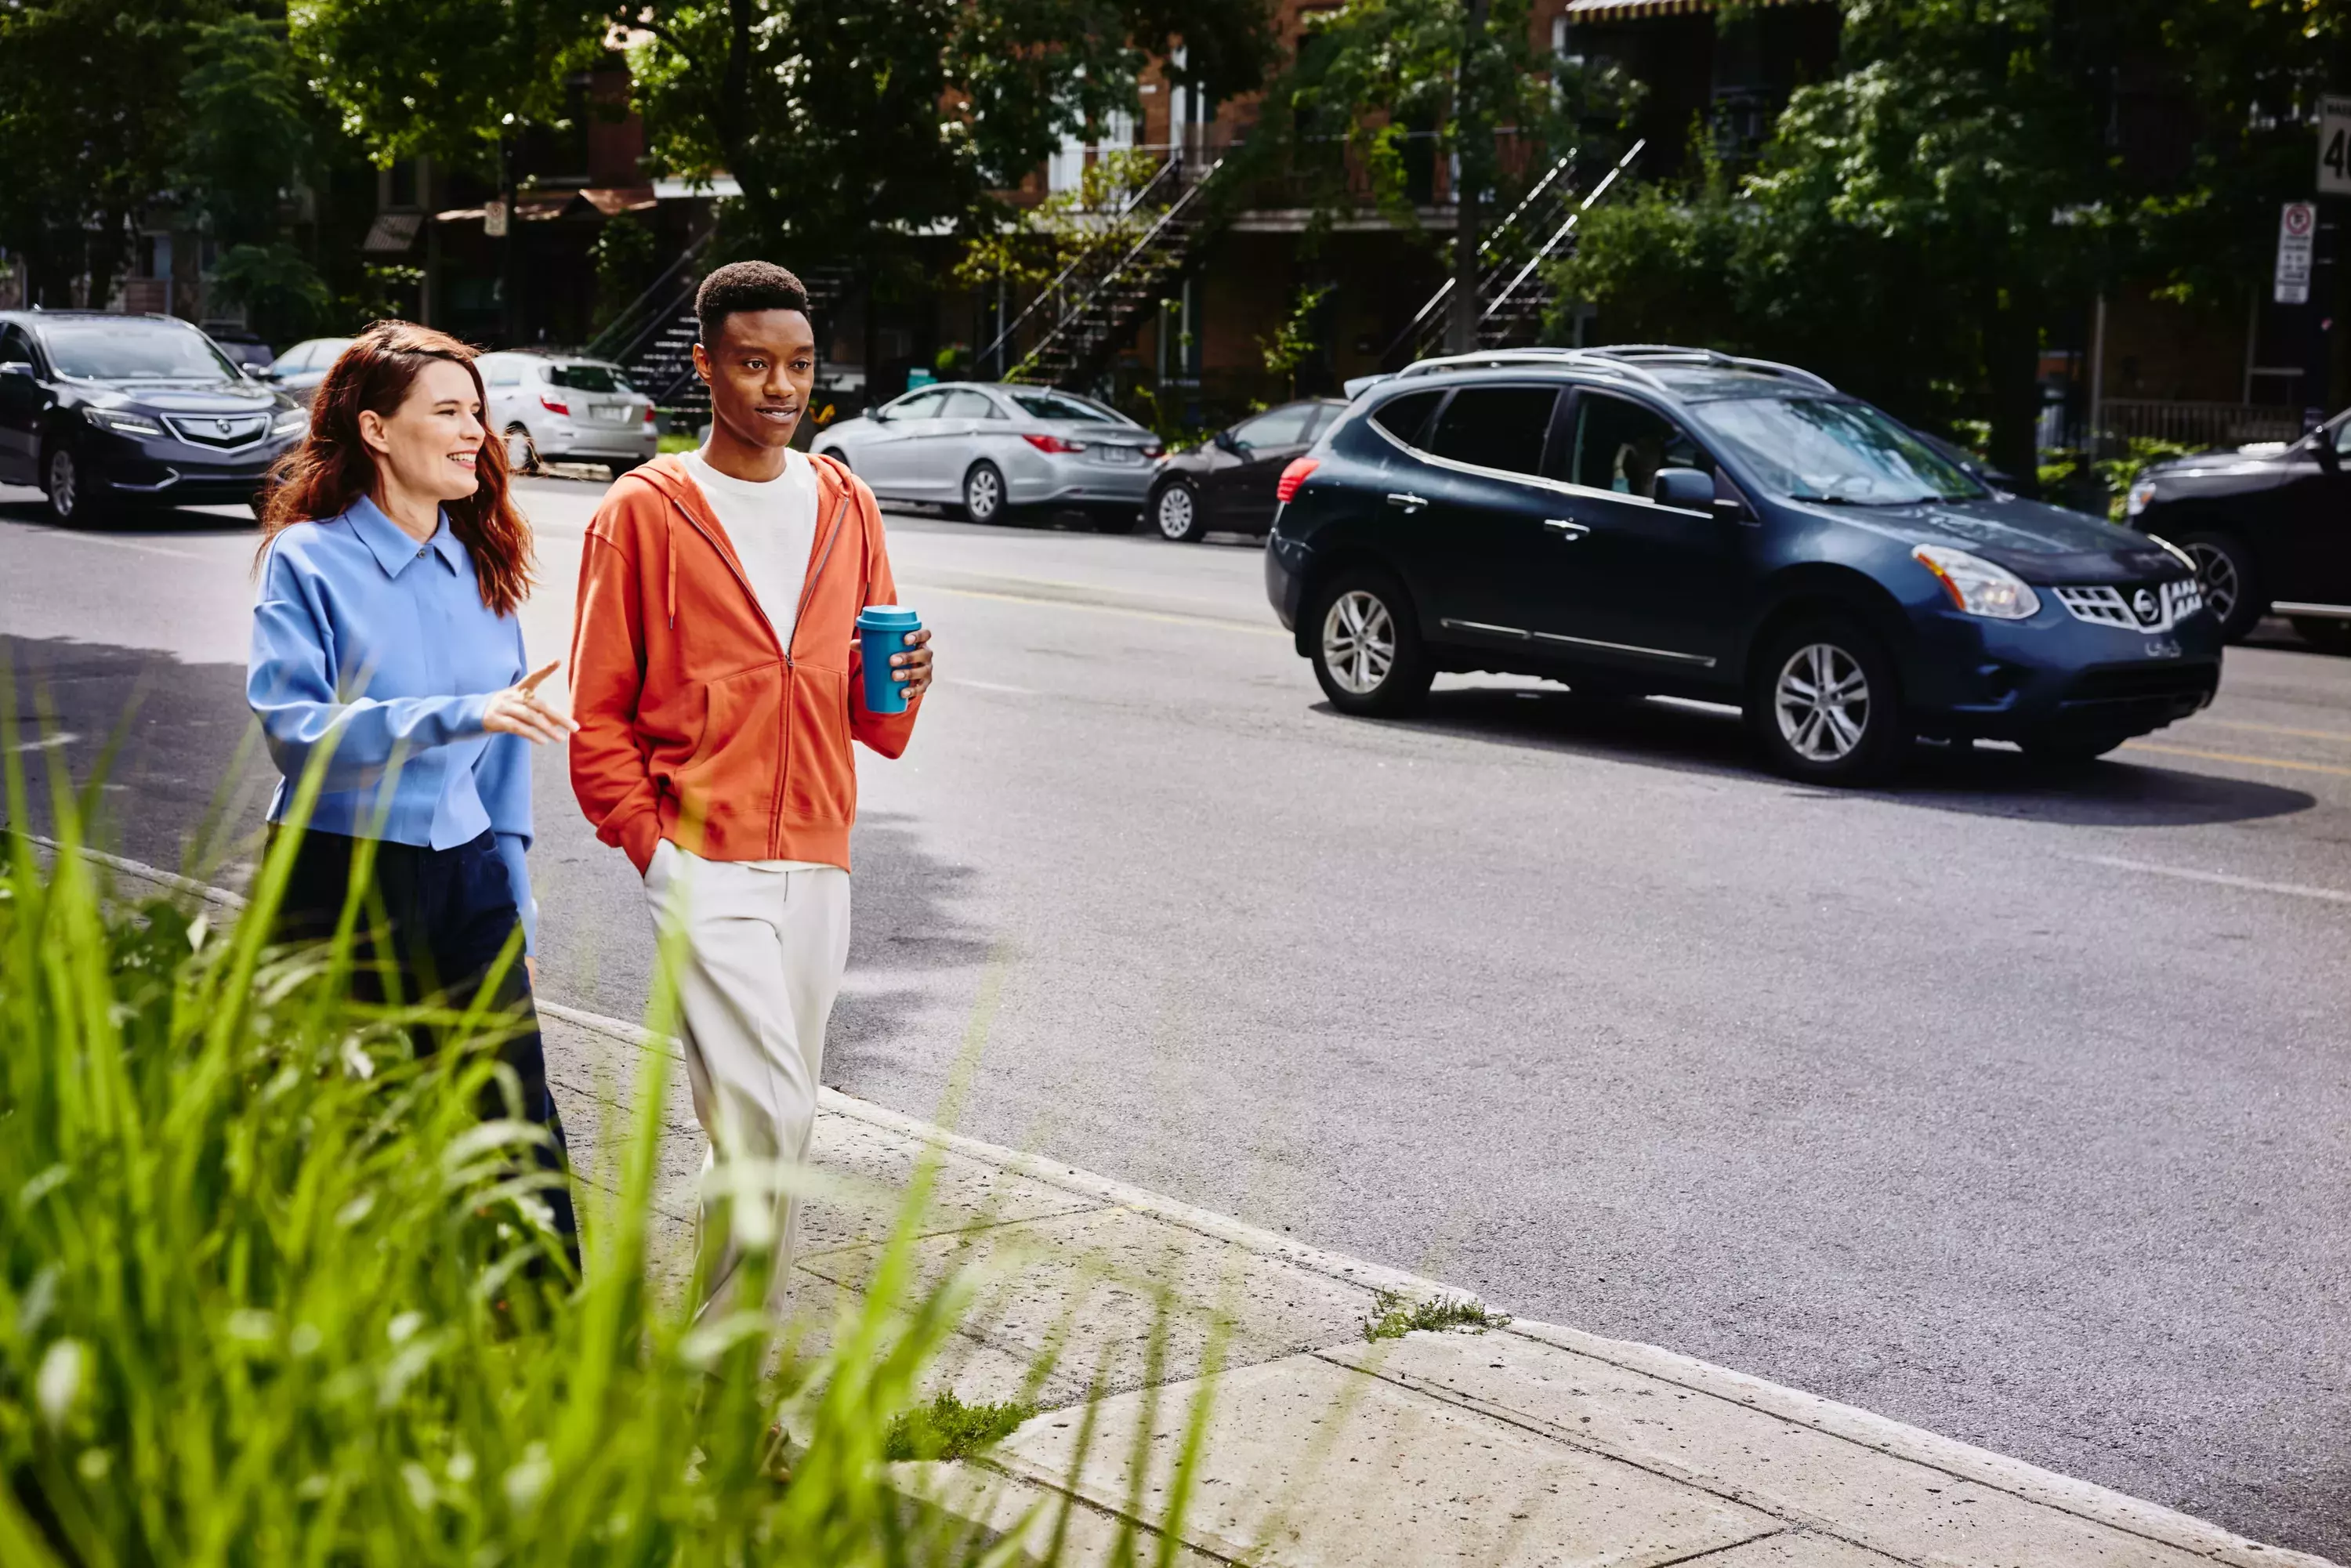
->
[271, 408, 310, 437]
[1912, 543, 2041, 620]
[2125, 477, 2157, 517]
[85, 408, 163, 437]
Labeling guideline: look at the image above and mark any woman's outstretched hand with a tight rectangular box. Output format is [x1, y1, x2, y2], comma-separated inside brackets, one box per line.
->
[483, 660, 577, 745]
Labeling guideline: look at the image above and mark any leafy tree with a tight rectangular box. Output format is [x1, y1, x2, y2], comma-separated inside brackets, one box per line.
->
[179, 14, 333, 337]
[0, 0, 209, 306]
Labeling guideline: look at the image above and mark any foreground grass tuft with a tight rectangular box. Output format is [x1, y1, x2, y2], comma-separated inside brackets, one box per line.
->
[1362, 1290, 1512, 1342]
[883, 1391, 1039, 1462]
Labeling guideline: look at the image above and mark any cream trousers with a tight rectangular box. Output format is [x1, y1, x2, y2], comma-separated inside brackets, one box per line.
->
[643, 838, 851, 1315]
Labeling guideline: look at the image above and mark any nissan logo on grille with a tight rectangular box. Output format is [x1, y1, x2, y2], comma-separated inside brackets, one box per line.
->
[2132, 588, 2161, 625]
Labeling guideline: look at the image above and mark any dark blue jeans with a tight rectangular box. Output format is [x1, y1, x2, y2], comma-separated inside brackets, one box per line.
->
[273, 827, 579, 1255]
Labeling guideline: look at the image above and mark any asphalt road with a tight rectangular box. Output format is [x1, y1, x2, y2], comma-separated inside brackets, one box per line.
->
[4, 476, 2348, 1558]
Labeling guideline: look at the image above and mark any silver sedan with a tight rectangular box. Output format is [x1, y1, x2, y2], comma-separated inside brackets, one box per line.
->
[812, 382, 1164, 527]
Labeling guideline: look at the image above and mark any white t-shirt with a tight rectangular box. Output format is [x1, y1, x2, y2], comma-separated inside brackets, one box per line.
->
[679, 446, 820, 650]
[677, 445, 831, 873]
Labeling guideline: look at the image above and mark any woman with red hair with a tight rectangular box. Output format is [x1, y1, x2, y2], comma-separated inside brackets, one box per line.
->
[248, 320, 579, 1255]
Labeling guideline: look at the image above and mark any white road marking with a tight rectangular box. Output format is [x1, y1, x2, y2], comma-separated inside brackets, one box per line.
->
[2063, 852, 2351, 906]
[951, 677, 1038, 696]
[6, 732, 80, 754]
[30, 528, 200, 559]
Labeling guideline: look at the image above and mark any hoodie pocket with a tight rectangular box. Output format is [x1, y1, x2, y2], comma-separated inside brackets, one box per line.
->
[782, 664, 857, 829]
[670, 661, 784, 842]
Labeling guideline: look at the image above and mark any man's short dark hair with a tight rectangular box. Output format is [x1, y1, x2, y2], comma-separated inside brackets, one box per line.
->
[695, 261, 810, 345]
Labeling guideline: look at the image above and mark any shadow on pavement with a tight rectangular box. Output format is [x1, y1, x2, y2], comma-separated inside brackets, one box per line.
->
[0, 495, 259, 538]
[828, 809, 994, 1076]
[0, 635, 275, 879]
[1338, 685, 2315, 829]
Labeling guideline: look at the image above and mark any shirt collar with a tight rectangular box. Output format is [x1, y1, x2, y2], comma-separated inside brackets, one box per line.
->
[346, 493, 464, 578]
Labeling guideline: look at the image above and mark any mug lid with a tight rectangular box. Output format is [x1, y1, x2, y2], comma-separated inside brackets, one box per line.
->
[856, 604, 921, 629]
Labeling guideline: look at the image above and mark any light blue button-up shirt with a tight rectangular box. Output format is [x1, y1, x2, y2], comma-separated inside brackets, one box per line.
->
[248, 494, 537, 951]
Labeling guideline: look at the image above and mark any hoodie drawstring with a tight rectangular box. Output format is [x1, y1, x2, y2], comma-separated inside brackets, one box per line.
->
[665, 510, 677, 630]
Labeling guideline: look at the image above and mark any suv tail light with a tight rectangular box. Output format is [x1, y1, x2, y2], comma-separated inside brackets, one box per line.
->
[1023, 433, 1085, 454]
[643, 405, 656, 424]
[540, 396, 570, 417]
[1276, 457, 1320, 504]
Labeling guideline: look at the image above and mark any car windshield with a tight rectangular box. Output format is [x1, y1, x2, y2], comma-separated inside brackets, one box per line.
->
[1684, 395, 1985, 505]
[545, 363, 634, 393]
[43, 321, 241, 382]
[1006, 389, 1124, 425]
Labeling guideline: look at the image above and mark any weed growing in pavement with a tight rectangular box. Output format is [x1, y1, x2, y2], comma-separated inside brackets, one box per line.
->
[1361, 1290, 1512, 1342]
[0, 693, 1204, 1566]
[883, 1391, 1039, 1462]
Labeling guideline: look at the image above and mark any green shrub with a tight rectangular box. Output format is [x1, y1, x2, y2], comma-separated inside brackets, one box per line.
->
[0, 726, 1156, 1564]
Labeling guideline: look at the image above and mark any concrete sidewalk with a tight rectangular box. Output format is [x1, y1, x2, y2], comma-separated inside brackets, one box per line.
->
[538, 1000, 2336, 1568]
[42, 841, 2337, 1567]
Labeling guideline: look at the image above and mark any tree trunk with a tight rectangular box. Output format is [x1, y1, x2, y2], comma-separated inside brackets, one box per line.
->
[1449, 0, 1493, 355]
[1982, 288, 2041, 498]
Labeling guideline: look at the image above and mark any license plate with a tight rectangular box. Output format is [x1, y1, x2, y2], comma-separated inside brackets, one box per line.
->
[591, 404, 630, 422]
[1092, 445, 1141, 464]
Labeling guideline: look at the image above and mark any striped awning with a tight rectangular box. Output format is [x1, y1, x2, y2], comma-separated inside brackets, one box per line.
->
[1565, 0, 1819, 18]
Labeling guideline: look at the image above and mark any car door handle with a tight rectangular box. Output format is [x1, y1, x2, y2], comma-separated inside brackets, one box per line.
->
[1386, 492, 1429, 512]
[1544, 518, 1591, 541]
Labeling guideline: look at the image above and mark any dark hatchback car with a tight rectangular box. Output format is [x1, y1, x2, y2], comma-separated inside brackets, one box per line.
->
[2124, 413, 2351, 650]
[1148, 398, 1348, 541]
[0, 312, 309, 523]
[1266, 346, 2222, 783]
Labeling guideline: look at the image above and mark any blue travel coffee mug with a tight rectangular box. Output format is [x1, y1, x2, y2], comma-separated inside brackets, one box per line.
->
[856, 605, 922, 714]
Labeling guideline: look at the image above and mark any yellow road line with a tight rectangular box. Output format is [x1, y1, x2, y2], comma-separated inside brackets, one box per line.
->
[906, 581, 1288, 638]
[2186, 716, 2351, 745]
[2121, 740, 2351, 778]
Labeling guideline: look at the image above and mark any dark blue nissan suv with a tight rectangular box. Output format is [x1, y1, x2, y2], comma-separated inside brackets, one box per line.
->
[1264, 346, 2222, 783]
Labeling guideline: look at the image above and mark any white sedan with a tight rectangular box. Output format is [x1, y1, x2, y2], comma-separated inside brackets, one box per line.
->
[813, 382, 1163, 528]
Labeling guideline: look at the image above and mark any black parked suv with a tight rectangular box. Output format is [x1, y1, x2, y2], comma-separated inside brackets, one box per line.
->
[2124, 413, 2351, 650]
[1266, 347, 2222, 782]
[0, 311, 310, 523]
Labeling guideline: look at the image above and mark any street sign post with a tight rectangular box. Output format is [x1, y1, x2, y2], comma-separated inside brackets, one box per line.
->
[2277, 201, 2316, 305]
[2320, 96, 2351, 195]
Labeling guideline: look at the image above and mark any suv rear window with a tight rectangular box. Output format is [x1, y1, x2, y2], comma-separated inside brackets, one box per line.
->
[545, 363, 634, 393]
[1426, 387, 1557, 476]
[1370, 390, 1443, 447]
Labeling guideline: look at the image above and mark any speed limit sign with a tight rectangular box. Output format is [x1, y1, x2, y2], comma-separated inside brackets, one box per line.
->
[2321, 96, 2351, 194]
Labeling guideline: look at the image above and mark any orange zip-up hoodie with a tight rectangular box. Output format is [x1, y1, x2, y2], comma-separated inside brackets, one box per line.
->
[567, 452, 918, 875]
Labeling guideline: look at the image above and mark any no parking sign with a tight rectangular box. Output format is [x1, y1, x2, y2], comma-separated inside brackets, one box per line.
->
[2276, 202, 2315, 305]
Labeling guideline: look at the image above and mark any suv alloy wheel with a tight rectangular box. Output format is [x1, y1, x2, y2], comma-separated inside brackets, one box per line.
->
[43, 445, 92, 525]
[1748, 616, 1905, 784]
[1310, 567, 1433, 715]
[2180, 532, 2261, 642]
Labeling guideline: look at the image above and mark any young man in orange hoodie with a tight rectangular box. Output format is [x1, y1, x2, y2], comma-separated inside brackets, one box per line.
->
[569, 261, 933, 1313]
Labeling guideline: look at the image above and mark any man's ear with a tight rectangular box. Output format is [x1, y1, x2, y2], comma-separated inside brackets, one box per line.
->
[690, 342, 712, 385]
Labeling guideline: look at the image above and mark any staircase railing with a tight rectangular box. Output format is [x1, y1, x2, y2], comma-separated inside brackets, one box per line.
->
[1390, 151, 1578, 356]
[1386, 138, 1646, 364]
[585, 230, 715, 369]
[1007, 154, 1227, 385]
[979, 151, 1189, 377]
[1482, 139, 1643, 327]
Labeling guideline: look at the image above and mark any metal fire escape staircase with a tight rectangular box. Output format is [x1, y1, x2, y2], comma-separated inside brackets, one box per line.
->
[585, 236, 850, 418]
[983, 150, 1227, 389]
[1388, 139, 1646, 366]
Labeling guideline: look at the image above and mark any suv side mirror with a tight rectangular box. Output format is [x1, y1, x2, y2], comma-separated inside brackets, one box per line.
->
[1650, 466, 1715, 510]
[1213, 428, 1240, 454]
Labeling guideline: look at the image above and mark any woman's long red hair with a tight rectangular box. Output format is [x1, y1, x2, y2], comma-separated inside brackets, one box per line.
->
[259, 321, 534, 617]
